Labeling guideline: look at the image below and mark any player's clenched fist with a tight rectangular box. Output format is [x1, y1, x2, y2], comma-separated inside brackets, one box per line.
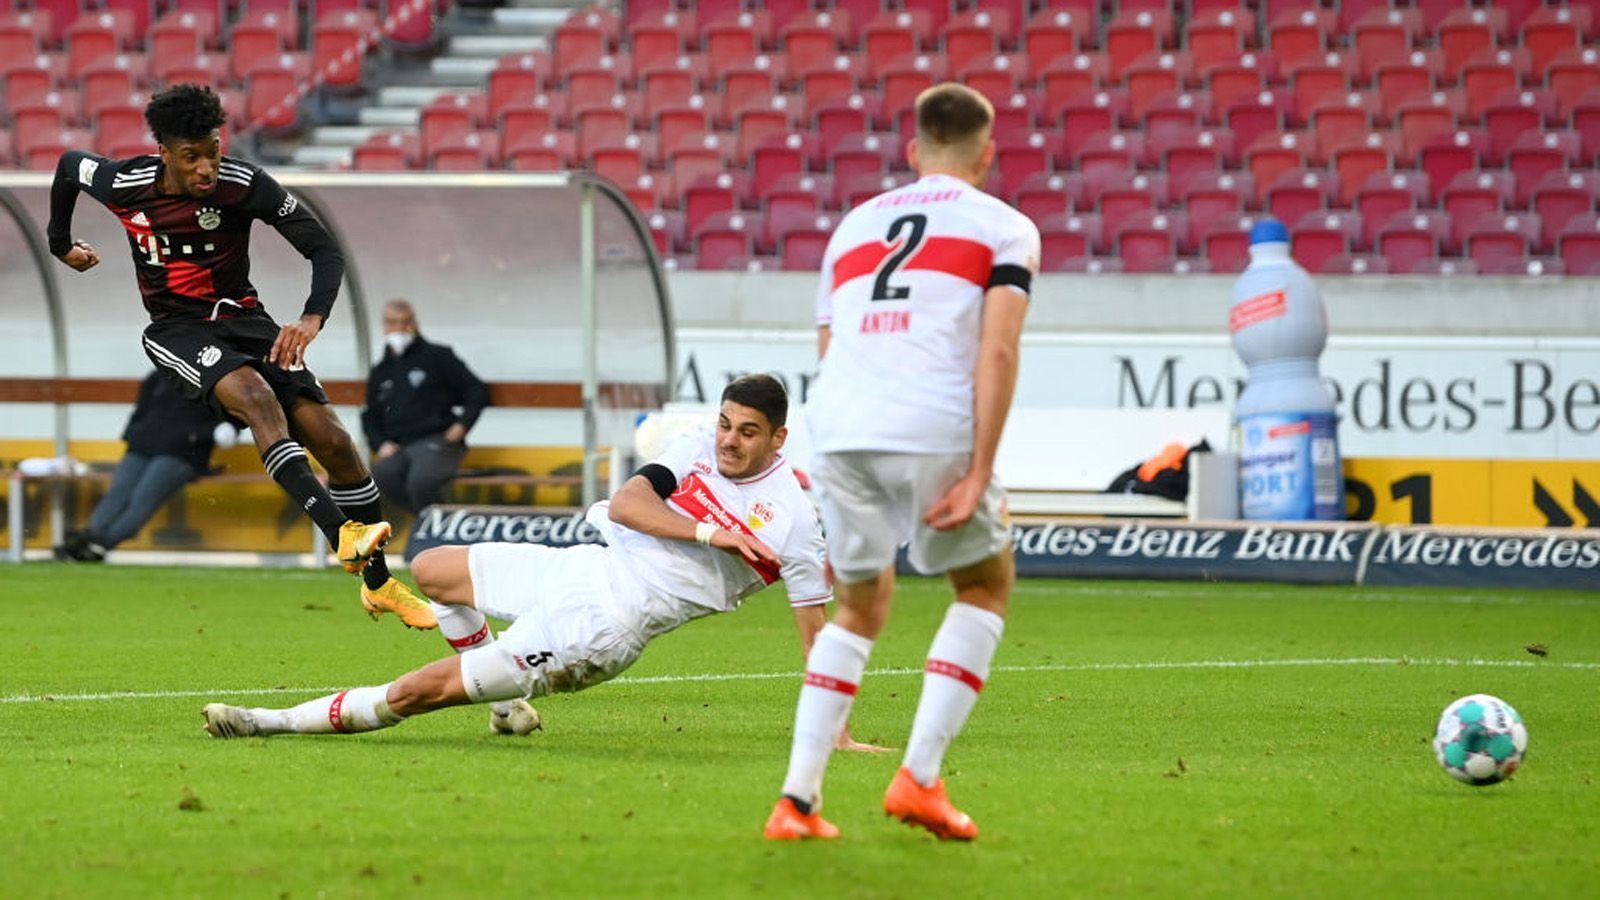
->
[269, 313, 324, 369]
[58, 239, 100, 271]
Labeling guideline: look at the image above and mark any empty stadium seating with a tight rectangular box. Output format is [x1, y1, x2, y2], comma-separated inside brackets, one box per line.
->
[4, 1, 1598, 274]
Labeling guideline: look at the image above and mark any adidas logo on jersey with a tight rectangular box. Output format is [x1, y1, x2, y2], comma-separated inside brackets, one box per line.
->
[129, 212, 150, 227]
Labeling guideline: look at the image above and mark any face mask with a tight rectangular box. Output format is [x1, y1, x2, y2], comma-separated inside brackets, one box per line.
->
[385, 332, 414, 356]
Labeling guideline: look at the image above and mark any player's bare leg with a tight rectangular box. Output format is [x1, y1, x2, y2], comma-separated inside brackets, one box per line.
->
[408, 547, 541, 734]
[211, 368, 387, 572]
[767, 566, 895, 840]
[884, 549, 1013, 841]
[286, 397, 430, 625]
[203, 655, 478, 738]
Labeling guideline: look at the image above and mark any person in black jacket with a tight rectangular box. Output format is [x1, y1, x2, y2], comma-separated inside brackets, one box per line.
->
[361, 300, 490, 513]
[56, 372, 223, 561]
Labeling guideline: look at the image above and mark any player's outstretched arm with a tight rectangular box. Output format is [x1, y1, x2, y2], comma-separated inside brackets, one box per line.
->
[608, 469, 779, 566]
[46, 150, 108, 272]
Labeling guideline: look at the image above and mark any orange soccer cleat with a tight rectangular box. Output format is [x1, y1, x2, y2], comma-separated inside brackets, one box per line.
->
[883, 767, 978, 841]
[337, 520, 392, 574]
[763, 797, 840, 840]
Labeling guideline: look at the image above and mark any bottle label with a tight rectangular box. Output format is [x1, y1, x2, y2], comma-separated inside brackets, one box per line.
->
[1238, 411, 1344, 520]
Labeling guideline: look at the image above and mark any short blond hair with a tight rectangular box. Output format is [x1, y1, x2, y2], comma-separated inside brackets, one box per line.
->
[913, 83, 994, 160]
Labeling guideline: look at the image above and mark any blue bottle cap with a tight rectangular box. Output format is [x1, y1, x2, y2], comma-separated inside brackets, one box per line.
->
[1248, 219, 1290, 245]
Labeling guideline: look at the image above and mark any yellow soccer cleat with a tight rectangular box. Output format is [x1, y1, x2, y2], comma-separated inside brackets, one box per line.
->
[337, 520, 392, 574]
[360, 577, 437, 630]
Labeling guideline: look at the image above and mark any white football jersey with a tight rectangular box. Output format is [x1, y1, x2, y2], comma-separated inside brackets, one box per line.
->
[807, 173, 1040, 454]
[594, 428, 830, 631]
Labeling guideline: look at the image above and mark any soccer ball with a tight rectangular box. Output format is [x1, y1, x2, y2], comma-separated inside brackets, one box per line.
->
[1433, 694, 1527, 786]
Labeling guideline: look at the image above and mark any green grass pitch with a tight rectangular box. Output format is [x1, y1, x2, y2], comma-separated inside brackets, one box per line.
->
[2, 564, 1598, 898]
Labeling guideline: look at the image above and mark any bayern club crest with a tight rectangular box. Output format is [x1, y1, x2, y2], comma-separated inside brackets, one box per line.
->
[196, 207, 221, 230]
[198, 345, 222, 367]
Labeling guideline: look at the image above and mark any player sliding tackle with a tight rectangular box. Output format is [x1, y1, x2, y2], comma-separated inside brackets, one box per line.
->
[46, 83, 426, 623]
[203, 376, 886, 750]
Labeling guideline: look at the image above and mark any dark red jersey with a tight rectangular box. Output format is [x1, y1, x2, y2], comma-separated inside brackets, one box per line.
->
[48, 151, 343, 323]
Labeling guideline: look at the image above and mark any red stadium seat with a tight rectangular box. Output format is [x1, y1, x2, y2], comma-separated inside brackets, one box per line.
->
[1225, 90, 1292, 155]
[1058, 89, 1128, 158]
[1442, 170, 1513, 252]
[1116, 210, 1186, 271]
[505, 132, 577, 171]
[1464, 211, 1540, 270]
[1292, 210, 1362, 270]
[1186, 8, 1253, 73]
[1024, 9, 1090, 70]
[1530, 172, 1600, 252]
[19, 125, 91, 170]
[1267, 8, 1334, 72]
[880, 54, 946, 117]
[1351, 7, 1421, 80]
[353, 132, 421, 171]
[668, 133, 737, 195]
[631, 11, 693, 72]
[1330, 141, 1394, 206]
[1145, 93, 1217, 153]
[1040, 53, 1110, 118]
[1415, 130, 1490, 201]
[695, 210, 761, 270]
[28, 0, 81, 45]
[1206, 52, 1273, 113]
[780, 212, 838, 271]
[1038, 212, 1105, 264]
[959, 54, 1028, 105]
[1124, 52, 1191, 120]
[942, 10, 1007, 75]
[574, 100, 641, 159]
[1508, 132, 1583, 208]
[1377, 210, 1452, 274]
[1437, 7, 1505, 81]
[500, 97, 564, 154]
[1574, 94, 1600, 162]
[154, 52, 226, 89]
[1265, 168, 1337, 227]
[644, 209, 687, 256]
[488, 52, 552, 120]
[589, 133, 655, 183]
[736, 102, 801, 162]
[1523, 6, 1590, 80]
[1548, 49, 1600, 116]
[230, 14, 295, 82]
[244, 53, 310, 133]
[1013, 171, 1085, 225]
[1202, 215, 1263, 274]
[81, 56, 143, 121]
[862, 12, 931, 80]
[65, 12, 133, 79]
[764, 172, 834, 216]
[1183, 171, 1252, 248]
[1460, 49, 1532, 124]
[1245, 132, 1310, 201]
[1557, 216, 1600, 275]
[901, 0, 954, 35]
[996, 129, 1067, 199]
[0, 11, 48, 63]
[1355, 172, 1430, 248]
[752, 132, 822, 200]
[682, 171, 746, 236]
[310, 10, 376, 90]
[92, 100, 148, 156]
[992, 91, 1046, 134]
[1105, 8, 1173, 81]
[1163, 130, 1233, 203]
[1095, 173, 1166, 242]
[149, 11, 213, 63]
[429, 131, 500, 171]
[1077, 131, 1145, 179]
[420, 92, 488, 161]
[829, 131, 897, 183]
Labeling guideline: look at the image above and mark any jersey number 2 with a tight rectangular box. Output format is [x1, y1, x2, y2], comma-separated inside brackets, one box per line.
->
[871, 213, 926, 301]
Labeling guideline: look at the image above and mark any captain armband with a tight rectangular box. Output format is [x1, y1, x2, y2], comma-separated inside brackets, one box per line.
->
[987, 264, 1033, 295]
[635, 463, 678, 500]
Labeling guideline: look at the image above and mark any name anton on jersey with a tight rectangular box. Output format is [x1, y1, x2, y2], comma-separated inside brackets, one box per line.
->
[860, 310, 911, 333]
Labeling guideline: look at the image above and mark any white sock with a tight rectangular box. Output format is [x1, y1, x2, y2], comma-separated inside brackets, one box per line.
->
[780, 623, 874, 809]
[902, 603, 1005, 787]
[432, 601, 518, 716]
[252, 684, 405, 735]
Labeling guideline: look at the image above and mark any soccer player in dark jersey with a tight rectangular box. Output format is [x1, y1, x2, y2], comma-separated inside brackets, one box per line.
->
[45, 83, 436, 629]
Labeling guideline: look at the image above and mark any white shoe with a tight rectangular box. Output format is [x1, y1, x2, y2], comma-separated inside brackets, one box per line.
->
[489, 699, 542, 736]
[202, 703, 261, 739]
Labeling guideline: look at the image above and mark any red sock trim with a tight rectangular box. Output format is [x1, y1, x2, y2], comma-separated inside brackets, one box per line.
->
[447, 622, 491, 650]
[804, 672, 859, 696]
[328, 690, 350, 733]
[926, 659, 984, 693]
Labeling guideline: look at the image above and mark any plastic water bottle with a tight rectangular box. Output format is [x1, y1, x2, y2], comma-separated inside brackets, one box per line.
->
[1230, 220, 1344, 520]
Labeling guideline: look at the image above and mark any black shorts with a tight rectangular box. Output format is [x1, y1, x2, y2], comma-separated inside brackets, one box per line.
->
[141, 311, 329, 422]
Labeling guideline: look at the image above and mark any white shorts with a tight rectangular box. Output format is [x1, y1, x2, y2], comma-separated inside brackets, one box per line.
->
[458, 543, 648, 701]
[812, 451, 1010, 582]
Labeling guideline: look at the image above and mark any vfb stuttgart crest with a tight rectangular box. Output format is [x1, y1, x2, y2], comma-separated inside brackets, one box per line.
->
[196, 207, 221, 230]
[198, 345, 222, 367]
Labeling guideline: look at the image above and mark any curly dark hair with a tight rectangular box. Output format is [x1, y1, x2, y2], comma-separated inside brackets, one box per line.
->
[722, 374, 788, 430]
[144, 83, 227, 145]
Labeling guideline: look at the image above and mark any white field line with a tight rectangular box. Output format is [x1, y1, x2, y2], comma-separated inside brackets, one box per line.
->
[4, 657, 1597, 705]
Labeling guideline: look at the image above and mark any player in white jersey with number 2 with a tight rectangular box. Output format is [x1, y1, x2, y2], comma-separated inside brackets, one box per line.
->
[765, 84, 1039, 842]
[201, 376, 846, 741]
